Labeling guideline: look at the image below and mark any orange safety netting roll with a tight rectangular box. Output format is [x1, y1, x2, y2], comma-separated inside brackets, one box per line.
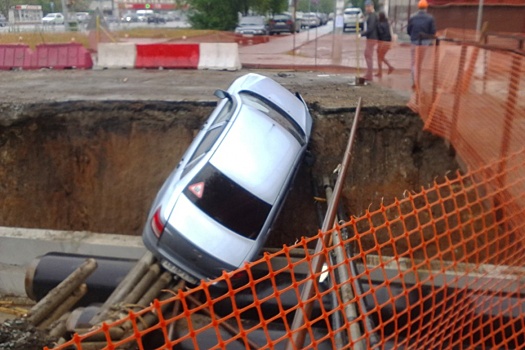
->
[47, 33, 525, 350]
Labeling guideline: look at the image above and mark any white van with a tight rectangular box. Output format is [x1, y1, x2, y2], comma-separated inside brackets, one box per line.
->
[136, 9, 153, 22]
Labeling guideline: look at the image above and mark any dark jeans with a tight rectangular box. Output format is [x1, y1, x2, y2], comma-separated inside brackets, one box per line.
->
[364, 39, 376, 79]
[410, 39, 433, 86]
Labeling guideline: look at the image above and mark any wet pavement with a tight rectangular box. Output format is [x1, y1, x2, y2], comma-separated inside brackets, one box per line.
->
[238, 24, 414, 93]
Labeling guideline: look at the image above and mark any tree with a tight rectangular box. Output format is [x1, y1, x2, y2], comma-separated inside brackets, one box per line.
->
[252, 0, 288, 16]
[188, 0, 288, 30]
[188, 0, 246, 30]
[188, 0, 235, 30]
[296, 0, 335, 14]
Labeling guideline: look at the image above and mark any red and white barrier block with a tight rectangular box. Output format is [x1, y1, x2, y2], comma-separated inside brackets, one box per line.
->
[96, 42, 241, 71]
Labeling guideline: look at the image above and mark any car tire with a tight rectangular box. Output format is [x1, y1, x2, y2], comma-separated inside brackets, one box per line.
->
[304, 149, 315, 167]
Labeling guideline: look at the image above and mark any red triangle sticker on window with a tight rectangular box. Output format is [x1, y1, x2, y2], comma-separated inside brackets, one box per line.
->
[188, 182, 205, 199]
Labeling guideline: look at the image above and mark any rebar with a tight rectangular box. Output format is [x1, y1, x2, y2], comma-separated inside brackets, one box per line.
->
[287, 97, 363, 350]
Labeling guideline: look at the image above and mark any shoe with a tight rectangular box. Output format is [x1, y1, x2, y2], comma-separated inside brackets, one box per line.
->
[374, 73, 382, 77]
[388, 66, 394, 75]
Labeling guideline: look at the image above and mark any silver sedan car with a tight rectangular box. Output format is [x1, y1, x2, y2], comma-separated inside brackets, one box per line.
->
[142, 73, 313, 284]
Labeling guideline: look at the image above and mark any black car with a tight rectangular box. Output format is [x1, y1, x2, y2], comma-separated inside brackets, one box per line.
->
[147, 14, 166, 24]
[235, 16, 268, 36]
[268, 14, 301, 35]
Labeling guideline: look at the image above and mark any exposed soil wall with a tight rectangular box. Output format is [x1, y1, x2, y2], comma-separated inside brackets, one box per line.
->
[0, 101, 459, 248]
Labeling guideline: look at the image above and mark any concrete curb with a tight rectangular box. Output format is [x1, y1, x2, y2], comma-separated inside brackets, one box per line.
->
[0, 227, 146, 296]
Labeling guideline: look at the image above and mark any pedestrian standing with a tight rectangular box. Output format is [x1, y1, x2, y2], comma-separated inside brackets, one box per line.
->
[361, 0, 379, 81]
[407, 0, 436, 88]
[375, 11, 394, 78]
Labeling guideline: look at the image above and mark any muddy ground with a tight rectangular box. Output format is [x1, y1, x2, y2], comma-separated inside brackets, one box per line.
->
[0, 68, 459, 350]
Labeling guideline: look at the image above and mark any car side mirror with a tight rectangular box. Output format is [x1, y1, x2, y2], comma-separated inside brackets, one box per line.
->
[214, 89, 232, 101]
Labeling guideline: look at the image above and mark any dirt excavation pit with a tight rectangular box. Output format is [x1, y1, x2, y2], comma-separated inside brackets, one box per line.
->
[0, 101, 460, 251]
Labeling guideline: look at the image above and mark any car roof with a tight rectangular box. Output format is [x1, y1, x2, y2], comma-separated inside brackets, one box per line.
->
[240, 16, 264, 23]
[211, 103, 302, 204]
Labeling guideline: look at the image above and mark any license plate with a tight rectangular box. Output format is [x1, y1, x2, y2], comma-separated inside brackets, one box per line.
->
[161, 259, 198, 284]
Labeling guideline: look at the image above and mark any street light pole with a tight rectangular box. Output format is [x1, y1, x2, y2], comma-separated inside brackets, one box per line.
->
[332, 0, 345, 64]
[476, 0, 484, 39]
[60, 0, 69, 31]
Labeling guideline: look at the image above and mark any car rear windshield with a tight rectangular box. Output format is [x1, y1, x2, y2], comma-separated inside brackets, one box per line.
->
[345, 9, 361, 15]
[183, 163, 271, 240]
[240, 17, 264, 26]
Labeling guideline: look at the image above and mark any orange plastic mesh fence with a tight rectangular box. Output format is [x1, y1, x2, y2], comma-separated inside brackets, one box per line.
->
[47, 36, 525, 350]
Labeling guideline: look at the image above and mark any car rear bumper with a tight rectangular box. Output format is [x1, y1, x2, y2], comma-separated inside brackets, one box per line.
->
[142, 226, 237, 285]
[269, 27, 293, 33]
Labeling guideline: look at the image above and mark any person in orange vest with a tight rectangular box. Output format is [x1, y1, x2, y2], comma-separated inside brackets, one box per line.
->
[407, 0, 437, 88]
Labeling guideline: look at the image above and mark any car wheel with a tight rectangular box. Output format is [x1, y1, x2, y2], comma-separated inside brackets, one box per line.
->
[304, 149, 315, 167]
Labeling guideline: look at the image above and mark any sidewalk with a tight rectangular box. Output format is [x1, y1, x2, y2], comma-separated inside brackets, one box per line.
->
[238, 25, 414, 92]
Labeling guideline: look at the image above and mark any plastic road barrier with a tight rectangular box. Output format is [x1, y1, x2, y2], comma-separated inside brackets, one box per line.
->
[198, 43, 242, 71]
[96, 43, 137, 69]
[0, 44, 34, 70]
[34, 43, 93, 69]
[135, 43, 199, 69]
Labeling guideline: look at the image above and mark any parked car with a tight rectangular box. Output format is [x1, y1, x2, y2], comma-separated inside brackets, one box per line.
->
[42, 13, 64, 25]
[343, 7, 364, 32]
[0, 14, 7, 27]
[235, 16, 268, 36]
[121, 13, 139, 22]
[142, 73, 313, 285]
[301, 12, 321, 28]
[103, 15, 118, 23]
[146, 13, 166, 24]
[268, 13, 301, 35]
[136, 9, 153, 22]
[75, 12, 90, 24]
[317, 12, 329, 26]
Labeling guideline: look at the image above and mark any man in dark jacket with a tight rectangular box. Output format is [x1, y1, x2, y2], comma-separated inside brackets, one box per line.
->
[361, 0, 378, 81]
[407, 0, 436, 45]
[407, 0, 436, 87]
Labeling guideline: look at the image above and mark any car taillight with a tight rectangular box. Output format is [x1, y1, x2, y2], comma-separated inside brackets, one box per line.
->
[151, 207, 164, 238]
[231, 270, 247, 281]
[286, 20, 292, 25]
